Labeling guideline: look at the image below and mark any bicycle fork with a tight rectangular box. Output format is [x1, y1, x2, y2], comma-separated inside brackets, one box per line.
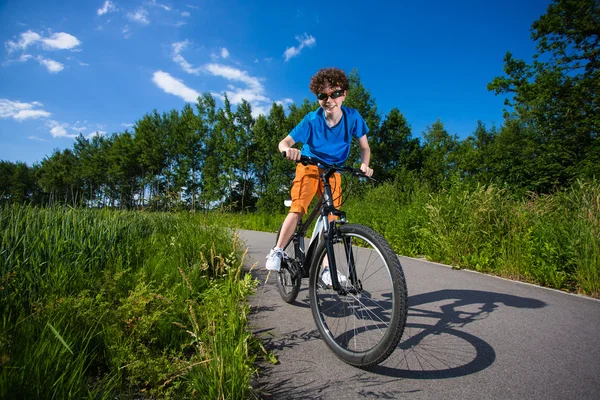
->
[324, 220, 361, 294]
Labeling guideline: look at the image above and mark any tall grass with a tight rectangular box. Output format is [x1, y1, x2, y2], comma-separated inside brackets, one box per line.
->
[344, 179, 600, 297]
[0, 206, 261, 399]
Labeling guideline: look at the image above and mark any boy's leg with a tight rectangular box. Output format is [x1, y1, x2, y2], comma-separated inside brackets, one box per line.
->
[266, 164, 318, 271]
[276, 212, 302, 249]
[318, 171, 342, 221]
[266, 212, 302, 271]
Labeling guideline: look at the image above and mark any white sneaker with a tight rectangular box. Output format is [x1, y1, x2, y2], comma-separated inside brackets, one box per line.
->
[321, 267, 347, 286]
[265, 248, 284, 271]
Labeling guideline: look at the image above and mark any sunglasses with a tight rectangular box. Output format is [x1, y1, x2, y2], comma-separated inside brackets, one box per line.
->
[316, 89, 345, 101]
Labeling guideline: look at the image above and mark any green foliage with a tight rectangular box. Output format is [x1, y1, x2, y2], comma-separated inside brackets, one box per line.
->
[343, 179, 430, 257]
[345, 178, 600, 297]
[488, 0, 600, 191]
[421, 120, 459, 191]
[0, 206, 262, 398]
[370, 108, 421, 181]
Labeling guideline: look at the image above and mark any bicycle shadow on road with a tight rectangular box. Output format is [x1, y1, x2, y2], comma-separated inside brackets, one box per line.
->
[368, 289, 546, 379]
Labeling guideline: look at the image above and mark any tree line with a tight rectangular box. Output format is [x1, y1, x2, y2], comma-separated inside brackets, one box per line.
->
[1, 0, 597, 211]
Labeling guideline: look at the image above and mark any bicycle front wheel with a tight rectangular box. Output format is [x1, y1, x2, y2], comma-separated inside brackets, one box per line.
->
[308, 224, 407, 368]
[275, 223, 302, 303]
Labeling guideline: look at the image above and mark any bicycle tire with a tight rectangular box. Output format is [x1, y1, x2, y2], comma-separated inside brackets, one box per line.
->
[275, 223, 302, 303]
[308, 224, 407, 368]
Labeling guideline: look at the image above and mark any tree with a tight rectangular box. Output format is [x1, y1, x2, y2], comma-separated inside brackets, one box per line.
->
[421, 119, 458, 191]
[0, 161, 16, 205]
[485, 120, 540, 193]
[213, 95, 239, 209]
[197, 93, 224, 210]
[234, 99, 257, 211]
[11, 162, 35, 204]
[106, 131, 141, 208]
[488, 0, 600, 190]
[255, 102, 296, 212]
[134, 111, 168, 207]
[38, 149, 82, 206]
[73, 134, 108, 206]
[0, 161, 37, 205]
[371, 108, 421, 181]
[455, 121, 498, 183]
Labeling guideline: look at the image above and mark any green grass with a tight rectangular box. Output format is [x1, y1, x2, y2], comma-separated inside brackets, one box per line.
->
[0, 206, 263, 399]
[344, 178, 600, 297]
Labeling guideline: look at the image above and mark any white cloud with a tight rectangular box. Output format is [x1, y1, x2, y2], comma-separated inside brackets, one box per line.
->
[172, 40, 201, 74]
[181, 11, 190, 17]
[71, 121, 87, 131]
[204, 63, 263, 93]
[221, 47, 229, 58]
[37, 56, 64, 73]
[276, 98, 294, 106]
[41, 32, 81, 50]
[128, 9, 150, 24]
[5, 30, 41, 53]
[0, 99, 51, 120]
[46, 120, 89, 138]
[284, 33, 316, 62]
[14, 54, 33, 63]
[221, 89, 270, 105]
[172, 40, 187, 54]
[204, 64, 278, 117]
[97, 1, 117, 16]
[0, 99, 104, 140]
[152, 71, 199, 102]
[149, 0, 171, 11]
[48, 120, 76, 138]
[5, 30, 81, 53]
[87, 130, 107, 138]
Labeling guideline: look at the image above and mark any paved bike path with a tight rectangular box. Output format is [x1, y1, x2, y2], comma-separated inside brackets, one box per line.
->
[238, 229, 600, 400]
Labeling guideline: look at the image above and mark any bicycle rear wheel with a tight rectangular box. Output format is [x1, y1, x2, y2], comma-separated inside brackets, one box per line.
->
[308, 224, 407, 368]
[275, 224, 302, 303]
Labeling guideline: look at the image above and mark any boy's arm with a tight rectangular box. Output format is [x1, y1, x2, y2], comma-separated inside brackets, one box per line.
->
[358, 135, 373, 177]
[278, 135, 301, 161]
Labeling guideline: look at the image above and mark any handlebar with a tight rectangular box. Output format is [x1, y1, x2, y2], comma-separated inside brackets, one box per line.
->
[281, 151, 376, 181]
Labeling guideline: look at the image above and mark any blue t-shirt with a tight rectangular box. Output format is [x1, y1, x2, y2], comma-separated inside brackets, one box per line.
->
[289, 106, 369, 165]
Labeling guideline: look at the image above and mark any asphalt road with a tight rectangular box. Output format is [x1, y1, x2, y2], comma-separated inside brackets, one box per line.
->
[237, 229, 600, 400]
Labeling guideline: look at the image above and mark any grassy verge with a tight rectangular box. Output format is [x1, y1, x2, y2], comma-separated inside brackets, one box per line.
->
[0, 206, 262, 399]
[345, 179, 599, 297]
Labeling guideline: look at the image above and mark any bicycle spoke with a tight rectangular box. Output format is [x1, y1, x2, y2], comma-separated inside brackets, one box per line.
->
[310, 225, 407, 367]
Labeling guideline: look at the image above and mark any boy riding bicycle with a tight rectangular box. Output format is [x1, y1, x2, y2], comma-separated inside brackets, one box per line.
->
[265, 67, 374, 285]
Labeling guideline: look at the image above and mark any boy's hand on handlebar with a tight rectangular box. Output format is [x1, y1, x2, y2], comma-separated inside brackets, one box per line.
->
[283, 148, 301, 161]
[360, 163, 373, 177]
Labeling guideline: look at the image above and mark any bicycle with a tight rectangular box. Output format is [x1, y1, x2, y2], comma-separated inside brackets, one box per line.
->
[274, 153, 408, 368]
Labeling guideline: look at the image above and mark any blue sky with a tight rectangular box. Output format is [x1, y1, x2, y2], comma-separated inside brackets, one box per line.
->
[0, 0, 553, 166]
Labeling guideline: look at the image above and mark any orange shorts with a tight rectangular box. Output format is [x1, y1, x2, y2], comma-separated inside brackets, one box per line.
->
[290, 164, 342, 214]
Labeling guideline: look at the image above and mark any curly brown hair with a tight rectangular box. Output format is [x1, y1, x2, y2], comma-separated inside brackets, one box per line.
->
[309, 67, 349, 94]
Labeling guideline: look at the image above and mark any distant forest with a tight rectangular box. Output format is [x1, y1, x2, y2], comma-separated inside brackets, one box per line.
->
[1, 0, 598, 211]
